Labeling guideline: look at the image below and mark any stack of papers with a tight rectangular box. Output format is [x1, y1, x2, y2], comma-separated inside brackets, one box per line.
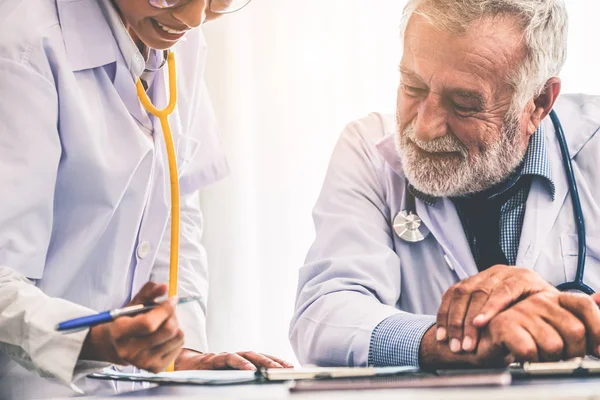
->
[89, 369, 258, 385]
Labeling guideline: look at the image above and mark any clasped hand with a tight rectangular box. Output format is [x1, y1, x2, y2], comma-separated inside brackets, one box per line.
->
[435, 265, 600, 364]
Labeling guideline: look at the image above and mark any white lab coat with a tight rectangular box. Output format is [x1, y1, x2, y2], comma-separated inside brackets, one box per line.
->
[290, 94, 600, 367]
[0, 0, 228, 397]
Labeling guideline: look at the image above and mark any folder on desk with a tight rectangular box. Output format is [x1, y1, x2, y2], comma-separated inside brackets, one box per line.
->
[88, 365, 418, 386]
[520, 358, 600, 376]
[289, 370, 512, 392]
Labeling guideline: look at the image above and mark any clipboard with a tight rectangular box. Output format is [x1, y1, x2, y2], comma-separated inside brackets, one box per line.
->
[88, 366, 419, 386]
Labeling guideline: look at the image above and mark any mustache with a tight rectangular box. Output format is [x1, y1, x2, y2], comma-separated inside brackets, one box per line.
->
[402, 124, 467, 157]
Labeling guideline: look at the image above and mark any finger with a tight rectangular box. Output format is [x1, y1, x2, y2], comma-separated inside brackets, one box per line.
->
[129, 282, 168, 305]
[239, 352, 284, 369]
[135, 333, 184, 373]
[462, 291, 489, 352]
[591, 293, 600, 305]
[437, 269, 500, 345]
[222, 354, 257, 371]
[115, 297, 177, 340]
[151, 330, 184, 359]
[559, 293, 600, 357]
[472, 276, 526, 328]
[498, 322, 539, 362]
[436, 285, 456, 343]
[445, 285, 474, 353]
[520, 314, 564, 362]
[260, 354, 294, 368]
[127, 315, 181, 356]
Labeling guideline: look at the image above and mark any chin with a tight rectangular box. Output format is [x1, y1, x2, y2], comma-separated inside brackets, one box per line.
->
[143, 38, 178, 51]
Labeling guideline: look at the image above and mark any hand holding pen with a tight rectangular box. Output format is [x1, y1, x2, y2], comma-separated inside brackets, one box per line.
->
[75, 282, 185, 373]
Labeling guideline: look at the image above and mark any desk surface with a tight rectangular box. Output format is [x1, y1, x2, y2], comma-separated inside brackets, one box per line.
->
[88, 375, 600, 400]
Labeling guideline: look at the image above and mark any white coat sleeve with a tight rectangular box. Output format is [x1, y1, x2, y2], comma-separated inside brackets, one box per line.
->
[0, 267, 109, 385]
[0, 59, 108, 384]
[289, 116, 435, 368]
[151, 191, 209, 353]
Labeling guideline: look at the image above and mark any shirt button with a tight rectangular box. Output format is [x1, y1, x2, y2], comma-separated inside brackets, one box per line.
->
[137, 241, 151, 259]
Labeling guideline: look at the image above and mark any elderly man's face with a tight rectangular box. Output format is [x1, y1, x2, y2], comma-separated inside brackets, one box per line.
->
[396, 15, 534, 197]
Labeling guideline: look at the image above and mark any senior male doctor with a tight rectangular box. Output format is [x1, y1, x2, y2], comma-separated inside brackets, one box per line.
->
[291, 0, 600, 369]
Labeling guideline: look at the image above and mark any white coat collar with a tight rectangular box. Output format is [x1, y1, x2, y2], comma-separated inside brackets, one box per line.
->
[56, 0, 119, 72]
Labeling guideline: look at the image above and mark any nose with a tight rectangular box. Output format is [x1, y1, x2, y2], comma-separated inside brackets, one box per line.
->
[413, 94, 448, 142]
[172, 0, 208, 28]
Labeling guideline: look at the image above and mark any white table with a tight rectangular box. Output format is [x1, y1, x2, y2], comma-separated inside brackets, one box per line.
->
[93, 375, 600, 400]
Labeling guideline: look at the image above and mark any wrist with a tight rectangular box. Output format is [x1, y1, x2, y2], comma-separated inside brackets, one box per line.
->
[174, 348, 203, 370]
[79, 325, 121, 364]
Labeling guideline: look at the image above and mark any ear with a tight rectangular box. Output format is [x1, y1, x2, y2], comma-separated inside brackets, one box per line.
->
[526, 77, 561, 135]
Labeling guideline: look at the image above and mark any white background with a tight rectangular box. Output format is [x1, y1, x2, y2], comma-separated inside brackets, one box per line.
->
[200, 0, 600, 364]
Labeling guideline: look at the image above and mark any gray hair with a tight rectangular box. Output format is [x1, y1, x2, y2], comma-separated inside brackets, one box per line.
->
[400, 0, 568, 115]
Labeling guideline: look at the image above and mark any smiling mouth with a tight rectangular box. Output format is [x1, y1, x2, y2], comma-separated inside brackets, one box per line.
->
[152, 19, 188, 36]
[407, 140, 462, 158]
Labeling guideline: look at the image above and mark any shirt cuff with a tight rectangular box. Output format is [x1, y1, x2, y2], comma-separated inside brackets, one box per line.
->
[368, 313, 436, 368]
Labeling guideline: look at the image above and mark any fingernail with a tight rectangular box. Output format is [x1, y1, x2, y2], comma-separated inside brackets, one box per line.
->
[473, 314, 485, 325]
[247, 363, 257, 371]
[436, 327, 447, 341]
[462, 336, 473, 351]
[450, 338, 461, 353]
[169, 296, 179, 306]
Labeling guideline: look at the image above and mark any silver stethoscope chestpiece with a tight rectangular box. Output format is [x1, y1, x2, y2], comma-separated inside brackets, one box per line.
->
[393, 210, 430, 242]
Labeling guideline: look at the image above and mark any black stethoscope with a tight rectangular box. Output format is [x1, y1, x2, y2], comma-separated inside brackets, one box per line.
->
[393, 110, 593, 294]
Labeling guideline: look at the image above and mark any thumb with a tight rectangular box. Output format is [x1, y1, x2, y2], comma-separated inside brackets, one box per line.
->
[129, 281, 167, 305]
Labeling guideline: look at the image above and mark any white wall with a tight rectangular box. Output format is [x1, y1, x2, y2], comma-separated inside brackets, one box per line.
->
[200, 0, 600, 364]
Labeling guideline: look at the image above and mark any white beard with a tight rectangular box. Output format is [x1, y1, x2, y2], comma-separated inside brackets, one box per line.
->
[396, 115, 528, 197]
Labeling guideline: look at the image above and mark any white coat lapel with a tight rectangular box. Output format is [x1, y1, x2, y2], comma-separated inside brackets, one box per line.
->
[516, 120, 567, 269]
[376, 132, 478, 280]
[416, 198, 479, 280]
[517, 99, 600, 269]
[113, 60, 153, 131]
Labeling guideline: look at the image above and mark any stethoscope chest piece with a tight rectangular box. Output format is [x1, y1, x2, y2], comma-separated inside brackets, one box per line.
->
[393, 210, 430, 242]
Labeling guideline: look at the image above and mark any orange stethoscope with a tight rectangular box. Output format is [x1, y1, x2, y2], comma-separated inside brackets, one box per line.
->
[135, 51, 180, 370]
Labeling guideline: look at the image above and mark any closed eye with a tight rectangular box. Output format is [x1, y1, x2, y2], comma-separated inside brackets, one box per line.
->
[402, 84, 427, 97]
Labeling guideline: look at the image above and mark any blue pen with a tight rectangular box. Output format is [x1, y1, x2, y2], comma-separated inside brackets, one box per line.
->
[56, 296, 202, 332]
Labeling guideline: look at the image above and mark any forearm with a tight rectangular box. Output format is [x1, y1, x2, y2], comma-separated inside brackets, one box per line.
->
[291, 291, 403, 367]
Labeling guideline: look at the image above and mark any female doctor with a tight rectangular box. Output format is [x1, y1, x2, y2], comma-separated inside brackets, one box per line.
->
[0, 0, 290, 397]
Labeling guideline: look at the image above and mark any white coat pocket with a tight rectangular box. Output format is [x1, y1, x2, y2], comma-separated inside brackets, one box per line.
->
[560, 233, 600, 291]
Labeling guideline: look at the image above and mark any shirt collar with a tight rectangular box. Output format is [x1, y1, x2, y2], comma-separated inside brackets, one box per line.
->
[97, 0, 147, 80]
[520, 124, 555, 199]
[409, 125, 555, 205]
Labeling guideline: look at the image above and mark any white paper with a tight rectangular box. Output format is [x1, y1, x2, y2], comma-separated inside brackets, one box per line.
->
[89, 368, 258, 385]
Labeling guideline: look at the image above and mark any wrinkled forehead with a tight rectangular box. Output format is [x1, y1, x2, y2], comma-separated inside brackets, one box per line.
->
[401, 13, 526, 91]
